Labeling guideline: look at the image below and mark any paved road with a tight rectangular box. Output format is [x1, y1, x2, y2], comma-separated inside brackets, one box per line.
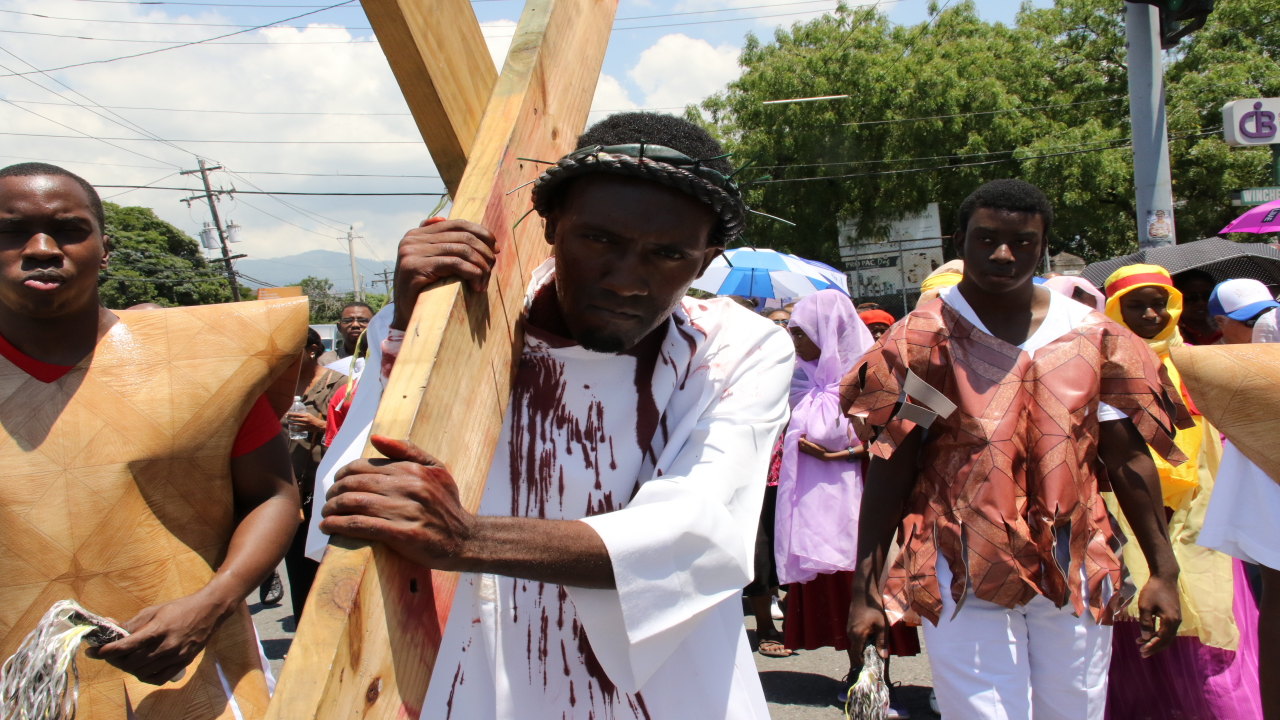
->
[250, 567, 940, 719]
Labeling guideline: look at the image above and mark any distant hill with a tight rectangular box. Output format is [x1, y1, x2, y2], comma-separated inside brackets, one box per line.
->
[234, 249, 389, 294]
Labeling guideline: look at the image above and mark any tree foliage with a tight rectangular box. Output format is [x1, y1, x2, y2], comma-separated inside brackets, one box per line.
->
[99, 202, 234, 308]
[695, 0, 1279, 265]
[297, 275, 387, 323]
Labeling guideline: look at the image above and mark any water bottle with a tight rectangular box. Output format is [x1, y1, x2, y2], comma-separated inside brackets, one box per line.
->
[288, 396, 308, 440]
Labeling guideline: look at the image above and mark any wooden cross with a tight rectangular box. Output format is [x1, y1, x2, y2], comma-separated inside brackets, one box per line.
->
[264, 0, 616, 716]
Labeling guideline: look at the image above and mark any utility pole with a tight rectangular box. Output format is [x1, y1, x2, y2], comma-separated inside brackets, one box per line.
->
[375, 268, 394, 296]
[344, 226, 364, 302]
[1125, 1, 1176, 250]
[181, 158, 242, 300]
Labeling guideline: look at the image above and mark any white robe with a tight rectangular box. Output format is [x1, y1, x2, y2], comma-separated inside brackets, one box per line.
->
[307, 261, 794, 719]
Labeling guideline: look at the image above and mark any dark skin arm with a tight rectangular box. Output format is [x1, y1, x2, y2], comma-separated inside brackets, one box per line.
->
[797, 436, 866, 462]
[320, 435, 615, 588]
[90, 433, 300, 684]
[1098, 418, 1181, 657]
[846, 427, 923, 657]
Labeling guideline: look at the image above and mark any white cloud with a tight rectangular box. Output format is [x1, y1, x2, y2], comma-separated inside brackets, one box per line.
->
[627, 34, 741, 110]
[480, 20, 518, 70]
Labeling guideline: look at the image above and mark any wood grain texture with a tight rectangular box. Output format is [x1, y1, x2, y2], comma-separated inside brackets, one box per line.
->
[1171, 342, 1280, 482]
[264, 0, 616, 716]
[0, 299, 307, 720]
[360, 0, 498, 195]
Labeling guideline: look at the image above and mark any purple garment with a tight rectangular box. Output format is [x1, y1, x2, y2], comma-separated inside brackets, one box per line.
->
[773, 290, 875, 584]
[1045, 275, 1106, 311]
[1105, 559, 1263, 719]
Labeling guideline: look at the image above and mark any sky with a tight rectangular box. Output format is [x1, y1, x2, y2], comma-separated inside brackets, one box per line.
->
[0, 0, 1048, 290]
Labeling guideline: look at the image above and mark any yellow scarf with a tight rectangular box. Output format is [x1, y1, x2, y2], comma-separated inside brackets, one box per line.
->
[1104, 264, 1201, 509]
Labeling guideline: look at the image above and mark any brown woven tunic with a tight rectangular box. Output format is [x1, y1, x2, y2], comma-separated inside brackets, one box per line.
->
[841, 299, 1187, 626]
[0, 298, 306, 719]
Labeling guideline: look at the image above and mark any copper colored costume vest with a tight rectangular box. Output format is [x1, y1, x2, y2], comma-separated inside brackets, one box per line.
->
[0, 299, 306, 719]
[842, 300, 1186, 626]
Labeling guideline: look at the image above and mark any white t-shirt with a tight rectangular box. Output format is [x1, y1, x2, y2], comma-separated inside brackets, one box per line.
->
[309, 261, 795, 719]
[939, 285, 1126, 421]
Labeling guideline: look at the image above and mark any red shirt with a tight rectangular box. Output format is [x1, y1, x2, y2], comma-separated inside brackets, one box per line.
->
[0, 332, 278, 457]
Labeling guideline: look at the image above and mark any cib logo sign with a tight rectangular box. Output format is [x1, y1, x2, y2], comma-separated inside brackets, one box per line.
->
[1222, 99, 1280, 146]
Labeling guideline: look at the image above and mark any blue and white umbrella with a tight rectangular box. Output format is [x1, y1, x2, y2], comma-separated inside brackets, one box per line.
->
[692, 248, 849, 300]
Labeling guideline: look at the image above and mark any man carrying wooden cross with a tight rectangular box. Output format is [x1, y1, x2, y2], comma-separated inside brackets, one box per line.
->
[0, 162, 305, 718]
[312, 112, 794, 719]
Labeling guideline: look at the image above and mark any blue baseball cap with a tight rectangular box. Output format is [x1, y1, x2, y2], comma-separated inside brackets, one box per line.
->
[1209, 278, 1280, 321]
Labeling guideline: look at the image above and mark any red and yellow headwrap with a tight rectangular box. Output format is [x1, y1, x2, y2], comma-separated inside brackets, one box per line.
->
[1104, 263, 1201, 509]
[1103, 263, 1184, 349]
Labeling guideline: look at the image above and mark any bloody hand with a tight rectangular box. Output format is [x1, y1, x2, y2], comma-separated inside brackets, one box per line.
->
[320, 435, 476, 571]
[392, 218, 499, 330]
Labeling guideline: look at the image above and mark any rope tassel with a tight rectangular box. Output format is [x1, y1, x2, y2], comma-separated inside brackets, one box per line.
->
[0, 601, 127, 720]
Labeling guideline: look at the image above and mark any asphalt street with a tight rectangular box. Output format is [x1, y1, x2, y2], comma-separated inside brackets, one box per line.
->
[249, 566, 940, 719]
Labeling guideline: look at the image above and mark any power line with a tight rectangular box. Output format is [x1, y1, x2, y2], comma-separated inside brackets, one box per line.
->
[0, 130, 423, 143]
[6, 0, 836, 28]
[754, 129, 1219, 184]
[0, 96, 688, 117]
[96, 185, 449, 195]
[0, 1, 356, 78]
[0, 43, 199, 162]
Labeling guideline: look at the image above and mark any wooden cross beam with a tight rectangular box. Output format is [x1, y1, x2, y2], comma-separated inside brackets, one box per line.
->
[263, 0, 616, 716]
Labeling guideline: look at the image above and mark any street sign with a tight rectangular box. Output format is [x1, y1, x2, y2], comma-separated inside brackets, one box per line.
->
[1223, 99, 1280, 146]
[1231, 187, 1280, 207]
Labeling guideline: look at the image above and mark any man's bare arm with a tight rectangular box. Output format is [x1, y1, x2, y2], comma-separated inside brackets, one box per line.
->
[321, 435, 615, 589]
[92, 434, 300, 683]
[1098, 418, 1181, 657]
[847, 427, 922, 655]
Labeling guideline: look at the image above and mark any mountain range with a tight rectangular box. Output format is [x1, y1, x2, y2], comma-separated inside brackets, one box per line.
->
[233, 249, 390, 294]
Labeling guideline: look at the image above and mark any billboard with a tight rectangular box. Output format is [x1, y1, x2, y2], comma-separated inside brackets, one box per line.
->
[838, 203, 945, 299]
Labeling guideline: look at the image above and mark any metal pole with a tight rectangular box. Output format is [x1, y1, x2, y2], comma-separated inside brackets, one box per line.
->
[1272, 145, 1280, 185]
[1125, 2, 1176, 249]
[193, 158, 241, 301]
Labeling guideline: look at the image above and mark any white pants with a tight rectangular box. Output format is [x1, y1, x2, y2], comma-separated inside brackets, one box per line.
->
[923, 563, 1113, 720]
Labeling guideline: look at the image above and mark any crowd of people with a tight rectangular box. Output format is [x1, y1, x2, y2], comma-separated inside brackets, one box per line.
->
[746, 191, 1279, 719]
[0, 109, 1276, 720]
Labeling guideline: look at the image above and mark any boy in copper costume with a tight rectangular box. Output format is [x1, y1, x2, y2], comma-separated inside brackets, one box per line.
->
[843, 179, 1186, 720]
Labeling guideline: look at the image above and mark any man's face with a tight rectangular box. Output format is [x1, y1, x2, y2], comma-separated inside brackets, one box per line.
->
[1216, 314, 1256, 345]
[0, 174, 108, 320]
[955, 207, 1046, 298]
[1176, 277, 1214, 324]
[867, 322, 890, 340]
[545, 175, 720, 353]
[338, 305, 373, 348]
[1119, 286, 1172, 339]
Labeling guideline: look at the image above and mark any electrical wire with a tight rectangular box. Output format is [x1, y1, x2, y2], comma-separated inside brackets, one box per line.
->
[754, 128, 1219, 184]
[0, 96, 689, 117]
[6, 0, 837, 28]
[95, 184, 449, 194]
[0, 1, 356, 78]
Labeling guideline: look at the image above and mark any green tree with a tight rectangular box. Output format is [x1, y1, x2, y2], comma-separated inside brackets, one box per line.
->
[297, 275, 387, 323]
[99, 203, 234, 308]
[697, 0, 1278, 266]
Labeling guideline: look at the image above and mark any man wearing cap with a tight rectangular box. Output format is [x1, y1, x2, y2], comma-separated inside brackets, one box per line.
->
[1199, 278, 1280, 719]
[309, 113, 793, 719]
[1208, 277, 1280, 345]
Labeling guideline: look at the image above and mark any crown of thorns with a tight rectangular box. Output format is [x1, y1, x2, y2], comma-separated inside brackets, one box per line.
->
[530, 143, 748, 246]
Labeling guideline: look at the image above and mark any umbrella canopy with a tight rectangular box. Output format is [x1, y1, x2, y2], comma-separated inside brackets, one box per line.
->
[692, 248, 850, 300]
[1220, 199, 1280, 235]
[1080, 237, 1280, 290]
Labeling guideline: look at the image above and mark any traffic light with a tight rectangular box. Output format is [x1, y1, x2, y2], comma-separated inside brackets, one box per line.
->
[1127, 0, 1215, 47]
